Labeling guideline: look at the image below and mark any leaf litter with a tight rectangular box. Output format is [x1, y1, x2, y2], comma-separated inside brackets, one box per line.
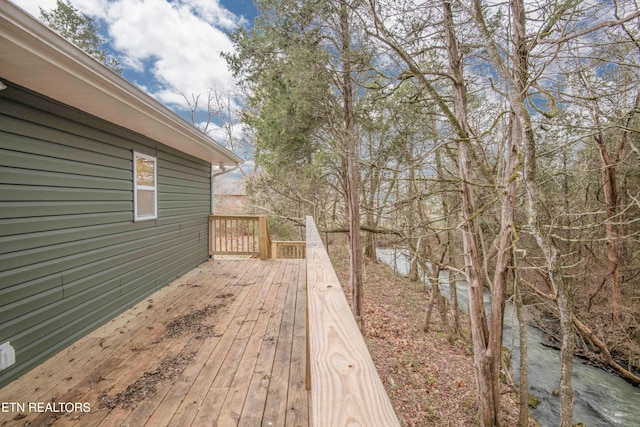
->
[329, 241, 536, 426]
[101, 351, 194, 410]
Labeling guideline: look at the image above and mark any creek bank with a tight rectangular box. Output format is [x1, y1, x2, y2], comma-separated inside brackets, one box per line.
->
[329, 245, 533, 426]
[377, 247, 640, 427]
[531, 312, 640, 386]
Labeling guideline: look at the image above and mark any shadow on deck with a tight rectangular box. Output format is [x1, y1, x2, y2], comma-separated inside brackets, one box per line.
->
[0, 258, 308, 426]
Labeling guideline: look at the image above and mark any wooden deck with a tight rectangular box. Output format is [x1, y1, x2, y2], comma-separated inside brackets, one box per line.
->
[0, 258, 309, 427]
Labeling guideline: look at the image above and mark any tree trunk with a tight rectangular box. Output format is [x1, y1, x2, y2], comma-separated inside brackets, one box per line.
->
[364, 167, 378, 261]
[423, 266, 440, 333]
[579, 70, 625, 323]
[509, 0, 576, 419]
[486, 109, 518, 411]
[407, 136, 421, 282]
[339, 0, 364, 333]
[443, 1, 500, 424]
[448, 269, 460, 336]
[513, 250, 529, 426]
[572, 315, 640, 385]
[598, 139, 622, 322]
[437, 148, 461, 336]
[468, 0, 577, 422]
[364, 209, 377, 261]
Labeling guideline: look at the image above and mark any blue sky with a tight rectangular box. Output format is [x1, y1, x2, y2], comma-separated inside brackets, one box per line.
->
[218, 0, 257, 22]
[11, 0, 257, 167]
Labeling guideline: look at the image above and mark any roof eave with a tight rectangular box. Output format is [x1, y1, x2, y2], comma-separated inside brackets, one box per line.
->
[0, 1, 243, 167]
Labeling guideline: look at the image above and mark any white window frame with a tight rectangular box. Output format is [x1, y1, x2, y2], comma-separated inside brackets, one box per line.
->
[133, 151, 158, 221]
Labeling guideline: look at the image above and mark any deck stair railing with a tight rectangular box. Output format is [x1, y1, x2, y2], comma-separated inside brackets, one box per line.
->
[208, 215, 305, 260]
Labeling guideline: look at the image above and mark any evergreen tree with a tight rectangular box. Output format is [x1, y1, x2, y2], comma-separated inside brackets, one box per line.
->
[40, 0, 122, 74]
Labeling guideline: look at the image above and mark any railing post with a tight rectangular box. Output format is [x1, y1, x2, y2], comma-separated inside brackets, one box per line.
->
[306, 295, 311, 391]
[258, 216, 270, 260]
[208, 215, 214, 256]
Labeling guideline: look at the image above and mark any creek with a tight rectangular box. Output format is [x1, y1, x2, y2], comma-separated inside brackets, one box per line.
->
[377, 248, 640, 427]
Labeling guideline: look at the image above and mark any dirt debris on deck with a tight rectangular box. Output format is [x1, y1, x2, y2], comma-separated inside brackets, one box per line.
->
[101, 351, 195, 410]
[329, 242, 537, 427]
[101, 293, 235, 411]
[163, 295, 232, 340]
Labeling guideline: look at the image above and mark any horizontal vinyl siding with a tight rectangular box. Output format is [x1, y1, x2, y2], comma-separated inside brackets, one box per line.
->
[0, 83, 212, 387]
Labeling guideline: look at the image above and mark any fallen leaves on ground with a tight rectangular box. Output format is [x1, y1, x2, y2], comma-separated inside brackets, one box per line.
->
[329, 242, 536, 426]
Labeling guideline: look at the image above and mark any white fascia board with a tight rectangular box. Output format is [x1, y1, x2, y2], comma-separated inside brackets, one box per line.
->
[0, 1, 243, 167]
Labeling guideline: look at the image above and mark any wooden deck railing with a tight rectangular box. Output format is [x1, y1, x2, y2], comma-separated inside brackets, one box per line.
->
[208, 215, 305, 260]
[272, 241, 306, 259]
[208, 215, 270, 259]
[305, 216, 400, 426]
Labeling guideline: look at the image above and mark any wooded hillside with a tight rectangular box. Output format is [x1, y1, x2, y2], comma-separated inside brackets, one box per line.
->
[224, 1, 640, 425]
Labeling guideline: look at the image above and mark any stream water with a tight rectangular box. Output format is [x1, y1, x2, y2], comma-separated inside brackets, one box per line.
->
[377, 248, 640, 427]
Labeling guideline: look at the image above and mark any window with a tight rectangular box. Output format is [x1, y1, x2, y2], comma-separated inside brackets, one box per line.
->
[133, 152, 157, 221]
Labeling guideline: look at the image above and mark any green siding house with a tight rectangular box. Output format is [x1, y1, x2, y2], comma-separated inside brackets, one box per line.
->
[0, 2, 242, 387]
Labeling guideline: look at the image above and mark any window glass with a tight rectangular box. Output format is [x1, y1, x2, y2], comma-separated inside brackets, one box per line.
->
[136, 189, 155, 216]
[133, 152, 157, 221]
[136, 156, 155, 186]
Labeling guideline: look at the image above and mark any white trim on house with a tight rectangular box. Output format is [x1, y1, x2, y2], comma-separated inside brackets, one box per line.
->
[0, 1, 243, 167]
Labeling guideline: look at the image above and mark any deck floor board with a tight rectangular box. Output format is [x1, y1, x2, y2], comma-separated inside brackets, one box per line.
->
[0, 258, 308, 427]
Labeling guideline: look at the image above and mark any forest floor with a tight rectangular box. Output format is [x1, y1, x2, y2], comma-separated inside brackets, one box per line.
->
[328, 240, 538, 426]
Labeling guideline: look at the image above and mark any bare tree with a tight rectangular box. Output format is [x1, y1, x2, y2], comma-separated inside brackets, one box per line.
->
[178, 87, 242, 153]
[364, 1, 516, 423]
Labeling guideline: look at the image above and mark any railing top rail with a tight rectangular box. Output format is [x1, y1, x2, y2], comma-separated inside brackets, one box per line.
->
[305, 216, 399, 427]
[272, 241, 306, 245]
[208, 214, 265, 220]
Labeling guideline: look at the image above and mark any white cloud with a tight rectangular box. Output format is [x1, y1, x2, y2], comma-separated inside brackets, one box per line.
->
[72, 0, 109, 17]
[108, 0, 236, 96]
[12, 0, 242, 110]
[9, 0, 57, 18]
[183, 0, 246, 30]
